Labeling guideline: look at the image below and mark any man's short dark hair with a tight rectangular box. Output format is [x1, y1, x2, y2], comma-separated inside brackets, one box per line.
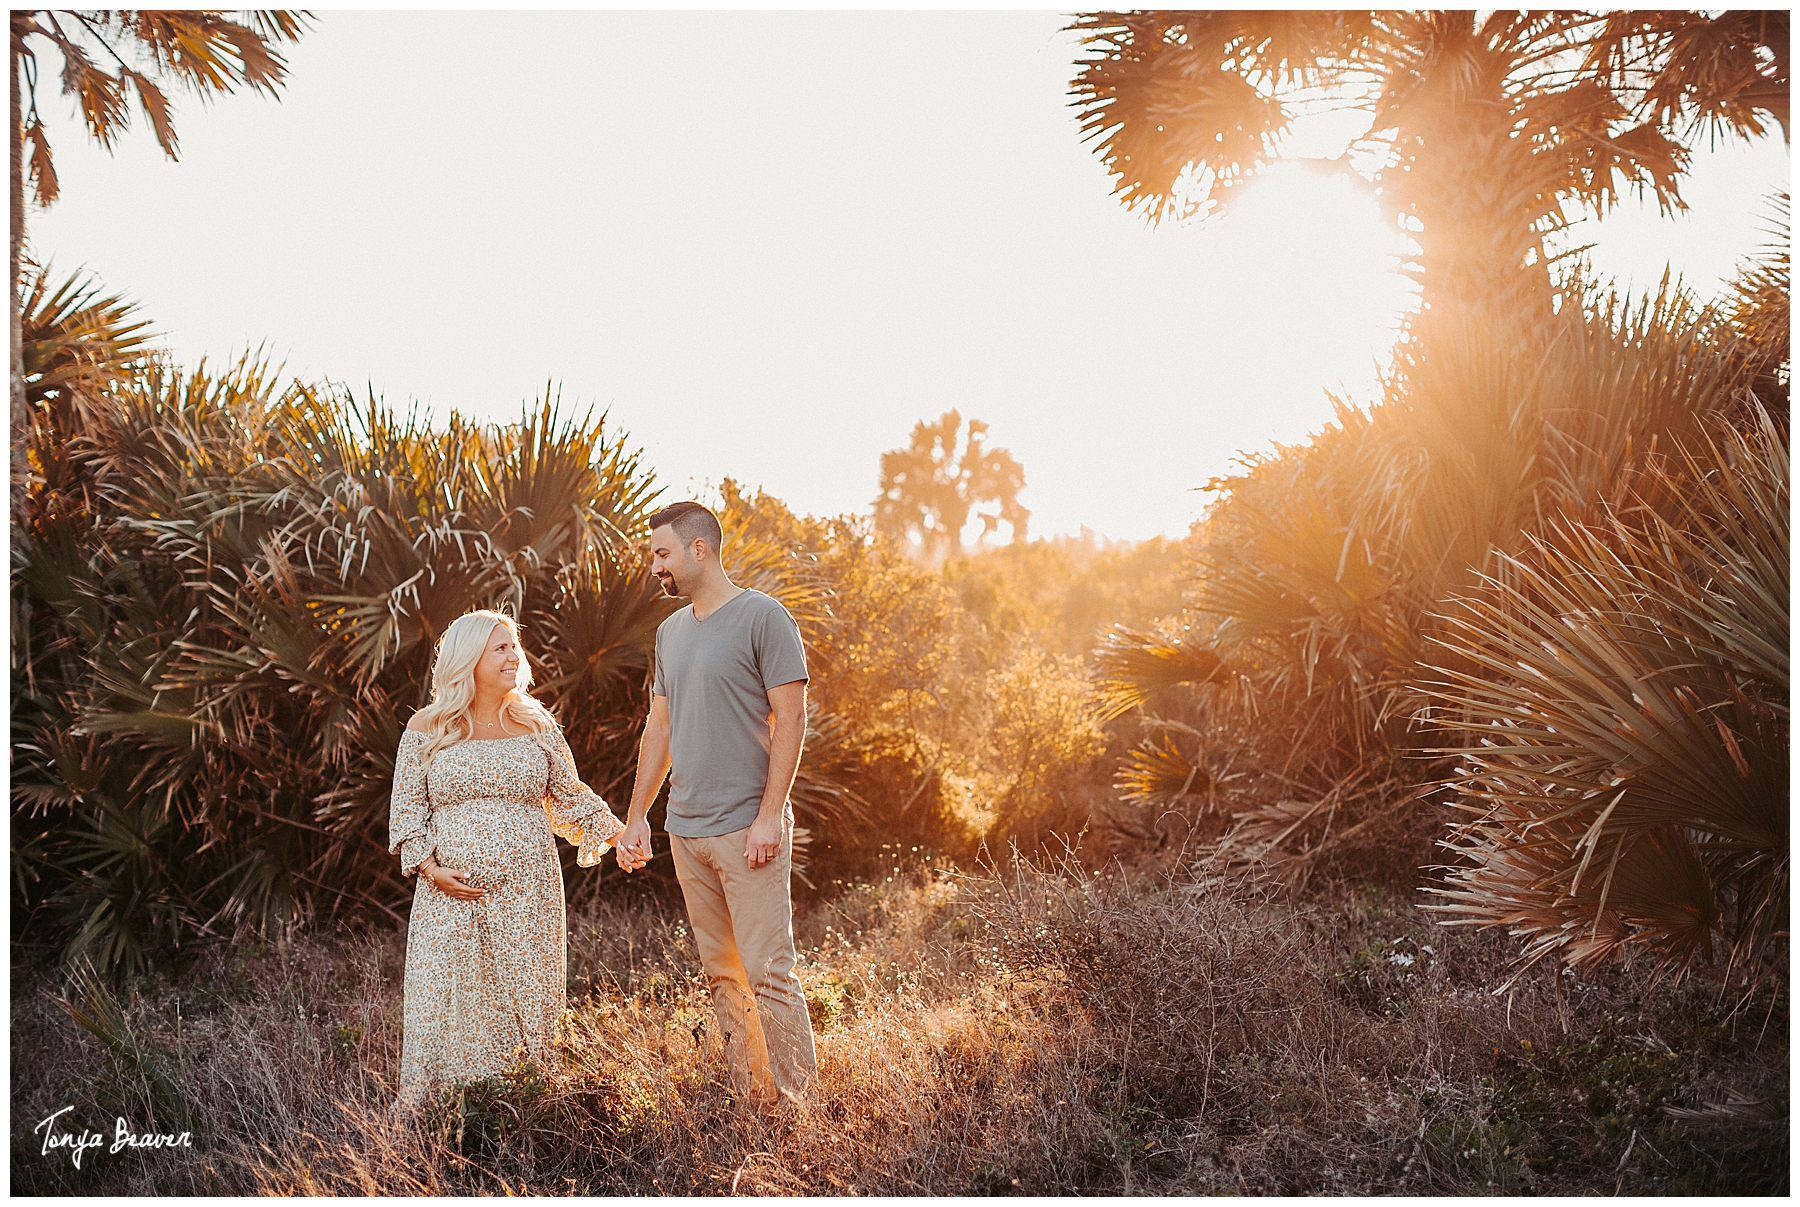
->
[647, 501, 724, 553]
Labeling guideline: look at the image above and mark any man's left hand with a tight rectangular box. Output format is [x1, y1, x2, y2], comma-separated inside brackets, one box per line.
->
[744, 814, 782, 869]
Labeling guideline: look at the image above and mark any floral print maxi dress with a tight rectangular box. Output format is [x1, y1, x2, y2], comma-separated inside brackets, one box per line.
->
[387, 725, 624, 1112]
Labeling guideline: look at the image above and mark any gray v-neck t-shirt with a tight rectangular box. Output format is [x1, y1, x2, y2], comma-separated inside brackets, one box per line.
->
[652, 588, 809, 837]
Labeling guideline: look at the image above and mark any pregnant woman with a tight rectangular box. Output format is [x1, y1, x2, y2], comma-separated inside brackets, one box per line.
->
[387, 608, 631, 1113]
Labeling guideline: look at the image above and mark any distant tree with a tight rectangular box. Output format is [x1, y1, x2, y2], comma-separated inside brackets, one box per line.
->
[10, 9, 308, 527]
[873, 410, 1029, 564]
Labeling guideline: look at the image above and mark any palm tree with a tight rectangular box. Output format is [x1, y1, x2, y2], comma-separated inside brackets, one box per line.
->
[1068, 11, 1787, 329]
[1071, 17, 1787, 726]
[873, 410, 1029, 565]
[10, 9, 308, 529]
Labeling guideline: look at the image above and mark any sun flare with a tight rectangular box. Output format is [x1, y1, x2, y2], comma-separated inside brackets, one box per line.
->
[1202, 164, 1415, 443]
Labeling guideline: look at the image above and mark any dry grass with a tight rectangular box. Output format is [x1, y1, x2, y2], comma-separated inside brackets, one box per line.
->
[11, 849, 1787, 1196]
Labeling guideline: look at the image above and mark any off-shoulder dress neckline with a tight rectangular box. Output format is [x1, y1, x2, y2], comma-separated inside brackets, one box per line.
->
[402, 729, 537, 744]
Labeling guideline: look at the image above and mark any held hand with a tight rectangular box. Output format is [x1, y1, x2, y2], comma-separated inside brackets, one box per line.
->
[428, 863, 486, 901]
[744, 814, 782, 869]
[616, 817, 652, 872]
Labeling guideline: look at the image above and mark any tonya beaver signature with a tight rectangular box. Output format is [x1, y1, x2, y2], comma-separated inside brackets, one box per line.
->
[33, 1105, 194, 1169]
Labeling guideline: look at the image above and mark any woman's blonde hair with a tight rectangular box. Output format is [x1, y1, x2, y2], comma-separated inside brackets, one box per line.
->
[412, 609, 556, 768]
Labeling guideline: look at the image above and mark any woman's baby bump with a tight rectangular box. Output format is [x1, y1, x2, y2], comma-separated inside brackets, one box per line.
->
[432, 799, 551, 891]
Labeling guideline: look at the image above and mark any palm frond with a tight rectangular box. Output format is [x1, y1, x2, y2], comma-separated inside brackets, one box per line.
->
[1068, 10, 1369, 221]
[724, 529, 833, 636]
[1115, 733, 1209, 806]
[789, 702, 876, 834]
[1093, 624, 1224, 721]
[1723, 192, 1790, 422]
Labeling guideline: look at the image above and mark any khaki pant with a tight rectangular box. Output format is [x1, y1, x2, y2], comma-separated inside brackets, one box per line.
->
[670, 819, 818, 1108]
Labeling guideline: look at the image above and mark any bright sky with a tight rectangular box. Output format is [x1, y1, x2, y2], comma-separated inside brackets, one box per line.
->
[26, 11, 1789, 542]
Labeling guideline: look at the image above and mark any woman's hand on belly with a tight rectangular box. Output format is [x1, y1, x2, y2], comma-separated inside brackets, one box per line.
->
[423, 859, 488, 901]
[431, 800, 547, 894]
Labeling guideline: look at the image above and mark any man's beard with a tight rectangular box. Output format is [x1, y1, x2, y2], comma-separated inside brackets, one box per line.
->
[656, 571, 681, 597]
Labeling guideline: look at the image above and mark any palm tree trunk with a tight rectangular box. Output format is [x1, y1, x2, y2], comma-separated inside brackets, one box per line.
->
[1401, 87, 1557, 336]
[1408, 123, 1556, 338]
[1383, 38, 1563, 608]
[10, 13, 27, 537]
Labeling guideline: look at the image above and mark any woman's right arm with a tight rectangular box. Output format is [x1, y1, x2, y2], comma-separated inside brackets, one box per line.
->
[389, 726, 486, 901]
[388, 729, 437, 879]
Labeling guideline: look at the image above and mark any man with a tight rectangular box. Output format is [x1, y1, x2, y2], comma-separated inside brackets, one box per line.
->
[614, 500, 818, 1111]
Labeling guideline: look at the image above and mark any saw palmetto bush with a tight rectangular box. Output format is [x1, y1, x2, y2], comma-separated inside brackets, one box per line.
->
[1424, 409, 1787, 989]
[11, 279, 868, 975]
[14, 357, 654, 972]
[1095, 414, 1429, 882]
[1097, 217, 1788, 889]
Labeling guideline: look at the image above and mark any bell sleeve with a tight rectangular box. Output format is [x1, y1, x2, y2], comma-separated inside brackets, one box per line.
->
[387, 729, 436, 878]
[541, 725, 624, 868]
